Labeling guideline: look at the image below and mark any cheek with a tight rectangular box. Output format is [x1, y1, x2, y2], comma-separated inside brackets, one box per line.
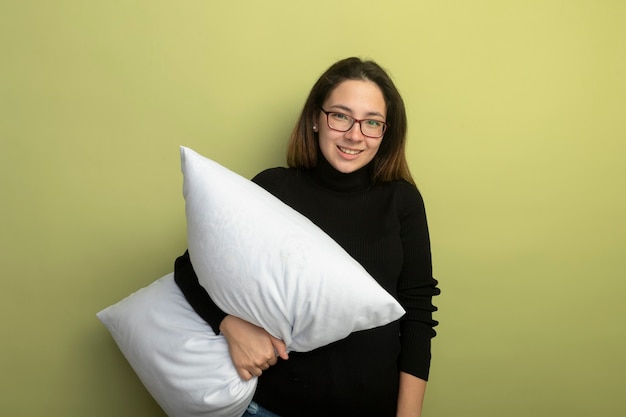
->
[317, 129, 338, 148]
[367, 140, 383, 155]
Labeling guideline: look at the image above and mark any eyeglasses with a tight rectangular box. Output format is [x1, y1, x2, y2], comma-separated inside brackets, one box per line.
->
[320, 108, 388, 138]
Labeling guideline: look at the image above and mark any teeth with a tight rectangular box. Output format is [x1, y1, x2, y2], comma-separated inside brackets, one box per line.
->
[339, 146, 361, 155]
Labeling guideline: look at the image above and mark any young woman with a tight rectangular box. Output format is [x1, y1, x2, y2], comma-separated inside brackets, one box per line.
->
[175, 57, 440, 417]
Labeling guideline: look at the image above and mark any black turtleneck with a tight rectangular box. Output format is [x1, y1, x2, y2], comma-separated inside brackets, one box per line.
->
[174, 157, 439, 417]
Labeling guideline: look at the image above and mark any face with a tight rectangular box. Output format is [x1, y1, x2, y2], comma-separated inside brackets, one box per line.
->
[316, 79, 387, 174]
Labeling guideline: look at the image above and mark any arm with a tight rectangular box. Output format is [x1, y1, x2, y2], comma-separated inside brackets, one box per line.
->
[174, 251, 288, 380]
[396, 372, 427, 417]
[219, 315, 289, 380]
[395, 183, 440, 406]
[174, 250, 226, 333]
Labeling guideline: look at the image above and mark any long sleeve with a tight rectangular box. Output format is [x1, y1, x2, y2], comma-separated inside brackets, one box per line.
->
[395, 183, 440, 380]
[174, 250, 226, 334]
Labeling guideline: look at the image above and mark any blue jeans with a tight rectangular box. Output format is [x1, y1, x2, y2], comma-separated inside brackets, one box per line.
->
[242, 401, 282, 417]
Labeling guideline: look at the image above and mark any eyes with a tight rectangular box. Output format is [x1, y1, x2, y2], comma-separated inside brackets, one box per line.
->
[365, 119, 384, 128]
[322, 109, 388, 138]
[331, 112, 350, 121]
[329, 112, 383, 127]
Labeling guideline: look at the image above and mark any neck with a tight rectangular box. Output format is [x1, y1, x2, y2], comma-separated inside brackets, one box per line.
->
[311, 154, 372, 193]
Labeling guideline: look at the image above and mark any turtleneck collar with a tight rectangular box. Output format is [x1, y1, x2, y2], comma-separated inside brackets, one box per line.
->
[309, 153, 373, 193]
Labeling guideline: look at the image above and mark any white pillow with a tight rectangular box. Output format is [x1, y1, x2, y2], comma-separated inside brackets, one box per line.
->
[97, 146, 405, 417]
[181, 146, 405, 352]
[97, 273, 255, 417]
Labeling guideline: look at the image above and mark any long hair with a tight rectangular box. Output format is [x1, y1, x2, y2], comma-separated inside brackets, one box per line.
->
[287, 57, 414, 185]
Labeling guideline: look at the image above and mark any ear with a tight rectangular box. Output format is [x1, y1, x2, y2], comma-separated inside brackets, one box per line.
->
[312, 109, 323, 132]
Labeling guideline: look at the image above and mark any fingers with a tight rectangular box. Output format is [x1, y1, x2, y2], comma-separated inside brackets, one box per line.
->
[237, 369, 253, 381]
[266, 353, 278, 367]
[236, 364, 262, 381]
[238, 363, 271, 380]
[234, 353, 276, 381]
[220, 316, 288, 380]
[270, 336, 289, 360]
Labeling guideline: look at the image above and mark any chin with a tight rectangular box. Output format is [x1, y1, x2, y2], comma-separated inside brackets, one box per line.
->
[330, 161, 364, 174]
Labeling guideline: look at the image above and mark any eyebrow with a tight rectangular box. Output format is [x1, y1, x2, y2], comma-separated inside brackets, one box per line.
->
[326, 104, 386, 119]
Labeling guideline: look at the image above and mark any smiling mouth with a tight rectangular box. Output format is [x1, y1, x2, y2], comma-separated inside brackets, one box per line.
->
[338, 146, 362, 155]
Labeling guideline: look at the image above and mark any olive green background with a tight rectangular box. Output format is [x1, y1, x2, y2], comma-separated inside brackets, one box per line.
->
[1, 1, 624, 416]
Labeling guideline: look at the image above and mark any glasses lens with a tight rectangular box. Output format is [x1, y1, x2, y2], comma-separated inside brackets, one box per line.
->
[361, 120, 385, 137]
[328, 112, 353, 131]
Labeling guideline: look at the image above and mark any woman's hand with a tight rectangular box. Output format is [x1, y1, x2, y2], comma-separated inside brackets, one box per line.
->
[219, 315, 289, 381]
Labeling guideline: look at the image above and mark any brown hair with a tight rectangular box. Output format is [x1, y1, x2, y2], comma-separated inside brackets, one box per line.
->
[287, 57, 414, 185]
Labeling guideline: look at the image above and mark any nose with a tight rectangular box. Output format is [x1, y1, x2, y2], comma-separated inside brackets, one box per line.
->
[344, 121, 365, 141]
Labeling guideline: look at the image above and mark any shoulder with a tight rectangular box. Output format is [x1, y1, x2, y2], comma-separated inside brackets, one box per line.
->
[380, 180, 427, 219]
[384, 179, 425, 205]
[251, 167, 296, 194]
[252, 167, 289, 182]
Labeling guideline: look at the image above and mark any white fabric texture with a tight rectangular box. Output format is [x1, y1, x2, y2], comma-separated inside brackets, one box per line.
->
[181, 146, 405, 352]
[96, 146, 406, 417]
[97, 273, 255, 417]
